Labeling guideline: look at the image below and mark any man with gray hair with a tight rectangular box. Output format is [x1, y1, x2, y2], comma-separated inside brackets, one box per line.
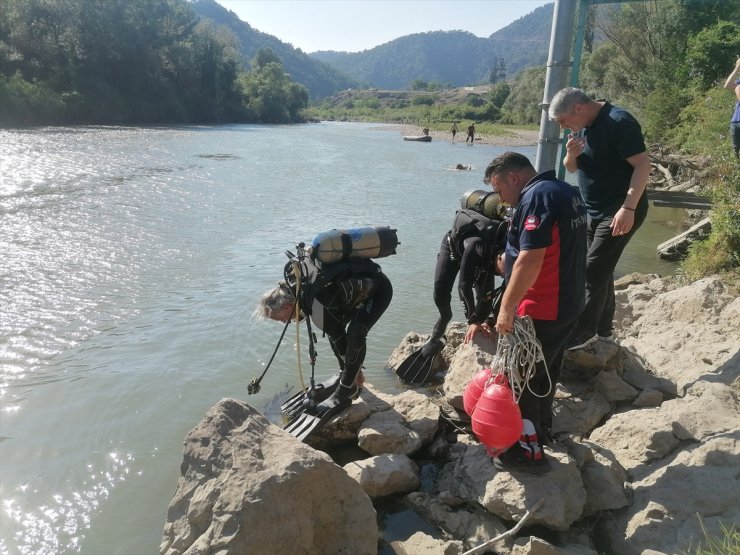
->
[548, 87, 651, 350]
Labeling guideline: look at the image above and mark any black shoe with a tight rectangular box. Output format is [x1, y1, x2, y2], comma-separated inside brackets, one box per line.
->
[566, 327, 597, 351]
[314, 383, 358, 417]
[492, 443, 551, 474]
[420, 337, 445, 358]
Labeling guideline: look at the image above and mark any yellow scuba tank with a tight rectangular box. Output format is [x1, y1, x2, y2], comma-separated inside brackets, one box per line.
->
[461, 190, 506, 220]
[311, 226, 399, 264]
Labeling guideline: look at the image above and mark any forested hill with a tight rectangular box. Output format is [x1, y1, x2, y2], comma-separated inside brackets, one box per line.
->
[310, 4, 553, 90]
[191, 0, 356, 98]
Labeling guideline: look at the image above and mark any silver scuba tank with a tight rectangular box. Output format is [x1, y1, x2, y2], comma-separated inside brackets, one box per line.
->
[461, 190, 506, 221]
[311, 226, 399, 264]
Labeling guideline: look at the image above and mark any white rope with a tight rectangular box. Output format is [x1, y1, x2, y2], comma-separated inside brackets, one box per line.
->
[490, 315, 551, 403]
[291, 260, 306, 391]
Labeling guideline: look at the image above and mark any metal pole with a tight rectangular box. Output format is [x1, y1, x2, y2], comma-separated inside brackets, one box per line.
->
[535, 0, 578, 173]
[557, 0, 591, 179]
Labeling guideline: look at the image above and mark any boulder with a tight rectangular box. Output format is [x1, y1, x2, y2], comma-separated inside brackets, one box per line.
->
[617, 276, 740, 392]
[601, 431, 740, 555]
[343, 453, 420, 497]
[443, 335, 497, 410]
[388, 531, 464, 555]
[551, 383, 612, 438]
[589, 380, 739, 475]
[438, 444, 586, 530]
[391, 389, 441, 444]
[161, 399, 377, 555]
[357, 411, 423, 455]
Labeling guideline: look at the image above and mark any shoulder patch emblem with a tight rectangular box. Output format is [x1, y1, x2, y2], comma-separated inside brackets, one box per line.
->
[524, 215, 540, 231]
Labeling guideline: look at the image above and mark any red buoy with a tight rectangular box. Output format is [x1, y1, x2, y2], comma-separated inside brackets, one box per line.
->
[471, 376, 522, 451]
[463, 367, 493, 416]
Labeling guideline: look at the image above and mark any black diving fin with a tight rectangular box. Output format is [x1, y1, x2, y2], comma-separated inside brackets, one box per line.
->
[394, 338, 445, 385]
[283, 383, 360, 442]
[280, 373, 341, 421]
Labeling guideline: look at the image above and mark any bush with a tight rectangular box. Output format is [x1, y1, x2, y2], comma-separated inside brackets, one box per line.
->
[0, 72, 65, 126]
[412, 95, 434, 106]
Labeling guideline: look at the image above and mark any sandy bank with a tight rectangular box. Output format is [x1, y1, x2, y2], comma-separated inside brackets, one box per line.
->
[395, 124, 539, 147]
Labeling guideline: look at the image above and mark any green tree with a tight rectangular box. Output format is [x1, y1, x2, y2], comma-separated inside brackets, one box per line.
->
[685, 21, 740, 91]
[239, 59, 308, 123]
[500, 66, 545, 125]
[488, 82, 511, 109]
[252, 47, 282, 70]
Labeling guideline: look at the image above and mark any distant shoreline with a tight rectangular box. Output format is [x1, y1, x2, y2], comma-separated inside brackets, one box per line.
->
[390, 124, 539, 147]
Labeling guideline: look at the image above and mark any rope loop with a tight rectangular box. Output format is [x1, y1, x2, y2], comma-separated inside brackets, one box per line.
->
[490, 315, 551, 403]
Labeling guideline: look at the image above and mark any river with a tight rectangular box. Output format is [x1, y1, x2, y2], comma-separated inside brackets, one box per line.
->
[0, 122, 689, 554]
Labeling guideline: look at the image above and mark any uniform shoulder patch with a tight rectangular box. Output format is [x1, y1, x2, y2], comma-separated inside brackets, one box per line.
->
[524, 215, 541, 231]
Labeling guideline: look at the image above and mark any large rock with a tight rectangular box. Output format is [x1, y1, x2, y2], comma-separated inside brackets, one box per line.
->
[443, 335, 498, 410]
[601, 431, 740, 555]
[616, 276, 740, 392]
[389, 531, 464, 555]
[391, 390, 441, 444]
[588, 380, 738, 474]
[343, 453, 420, 497]
[161, 399, 377, 555]
[438, 444, 586, 531]
[357, 411, 423, 455]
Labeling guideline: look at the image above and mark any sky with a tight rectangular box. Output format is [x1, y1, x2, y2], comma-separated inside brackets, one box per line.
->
[217, 0, 552, 53]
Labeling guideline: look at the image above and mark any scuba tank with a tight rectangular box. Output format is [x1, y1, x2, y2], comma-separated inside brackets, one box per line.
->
[311, 226, 399, 264]
[461, 190, 506, 221]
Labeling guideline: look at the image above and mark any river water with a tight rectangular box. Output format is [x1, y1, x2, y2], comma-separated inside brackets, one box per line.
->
[0, 122, 688, 554]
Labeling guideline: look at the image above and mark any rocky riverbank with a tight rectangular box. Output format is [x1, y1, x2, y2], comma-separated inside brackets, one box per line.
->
[161, 274, 739, 555]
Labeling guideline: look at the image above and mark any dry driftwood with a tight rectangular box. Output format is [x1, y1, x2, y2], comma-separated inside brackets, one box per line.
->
[461, 498, 545, 555]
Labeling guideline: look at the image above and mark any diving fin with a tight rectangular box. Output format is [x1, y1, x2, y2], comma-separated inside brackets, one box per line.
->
[280, 373, 341, 421]
[395, 338, 444, 385]
[283, 385, 357, 442]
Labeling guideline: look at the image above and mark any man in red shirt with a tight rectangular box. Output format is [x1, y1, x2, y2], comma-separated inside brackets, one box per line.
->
[485, 152, 587, 472]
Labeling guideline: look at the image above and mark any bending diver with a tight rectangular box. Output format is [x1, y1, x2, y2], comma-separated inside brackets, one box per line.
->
[256, 256, 392, 440]
[396, 191, 507, 384]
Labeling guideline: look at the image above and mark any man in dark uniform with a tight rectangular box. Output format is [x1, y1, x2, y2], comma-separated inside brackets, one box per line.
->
[485, 152, 587, 472]
[549, 87, 650, 350]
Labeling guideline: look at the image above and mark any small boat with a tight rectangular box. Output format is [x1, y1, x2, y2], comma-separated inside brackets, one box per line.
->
[403, 135, 432, 142]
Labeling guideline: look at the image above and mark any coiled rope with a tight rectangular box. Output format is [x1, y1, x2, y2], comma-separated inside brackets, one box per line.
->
[491, 315, 551, 402]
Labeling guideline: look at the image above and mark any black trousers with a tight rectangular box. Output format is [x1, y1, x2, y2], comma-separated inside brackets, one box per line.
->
[430, 234, 459, 340]
[517, 316, 578, 440]
[578, 200, 648, 336]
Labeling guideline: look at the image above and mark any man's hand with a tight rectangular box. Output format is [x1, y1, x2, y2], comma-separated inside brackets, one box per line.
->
[464, 322, 492, 344]
[566, 132, 586, 157]
[495, 307, 515, 336]
[610, 207, 635, 236]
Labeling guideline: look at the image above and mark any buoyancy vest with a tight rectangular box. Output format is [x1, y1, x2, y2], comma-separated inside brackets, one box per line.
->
[449, 209, 507, 259]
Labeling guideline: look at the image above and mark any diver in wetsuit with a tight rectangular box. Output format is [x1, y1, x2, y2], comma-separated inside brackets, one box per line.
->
[423, 196, 507, 356]
[258, 258, 393, 416]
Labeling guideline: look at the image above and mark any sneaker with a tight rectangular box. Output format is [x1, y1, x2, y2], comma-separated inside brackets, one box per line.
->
[566, 328, 598, 351]
[492, 442, 550, 474]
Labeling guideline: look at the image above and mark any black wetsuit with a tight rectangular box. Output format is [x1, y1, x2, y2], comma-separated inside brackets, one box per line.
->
[430, 209, 505, 341]
[303, 260, 393, 389]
